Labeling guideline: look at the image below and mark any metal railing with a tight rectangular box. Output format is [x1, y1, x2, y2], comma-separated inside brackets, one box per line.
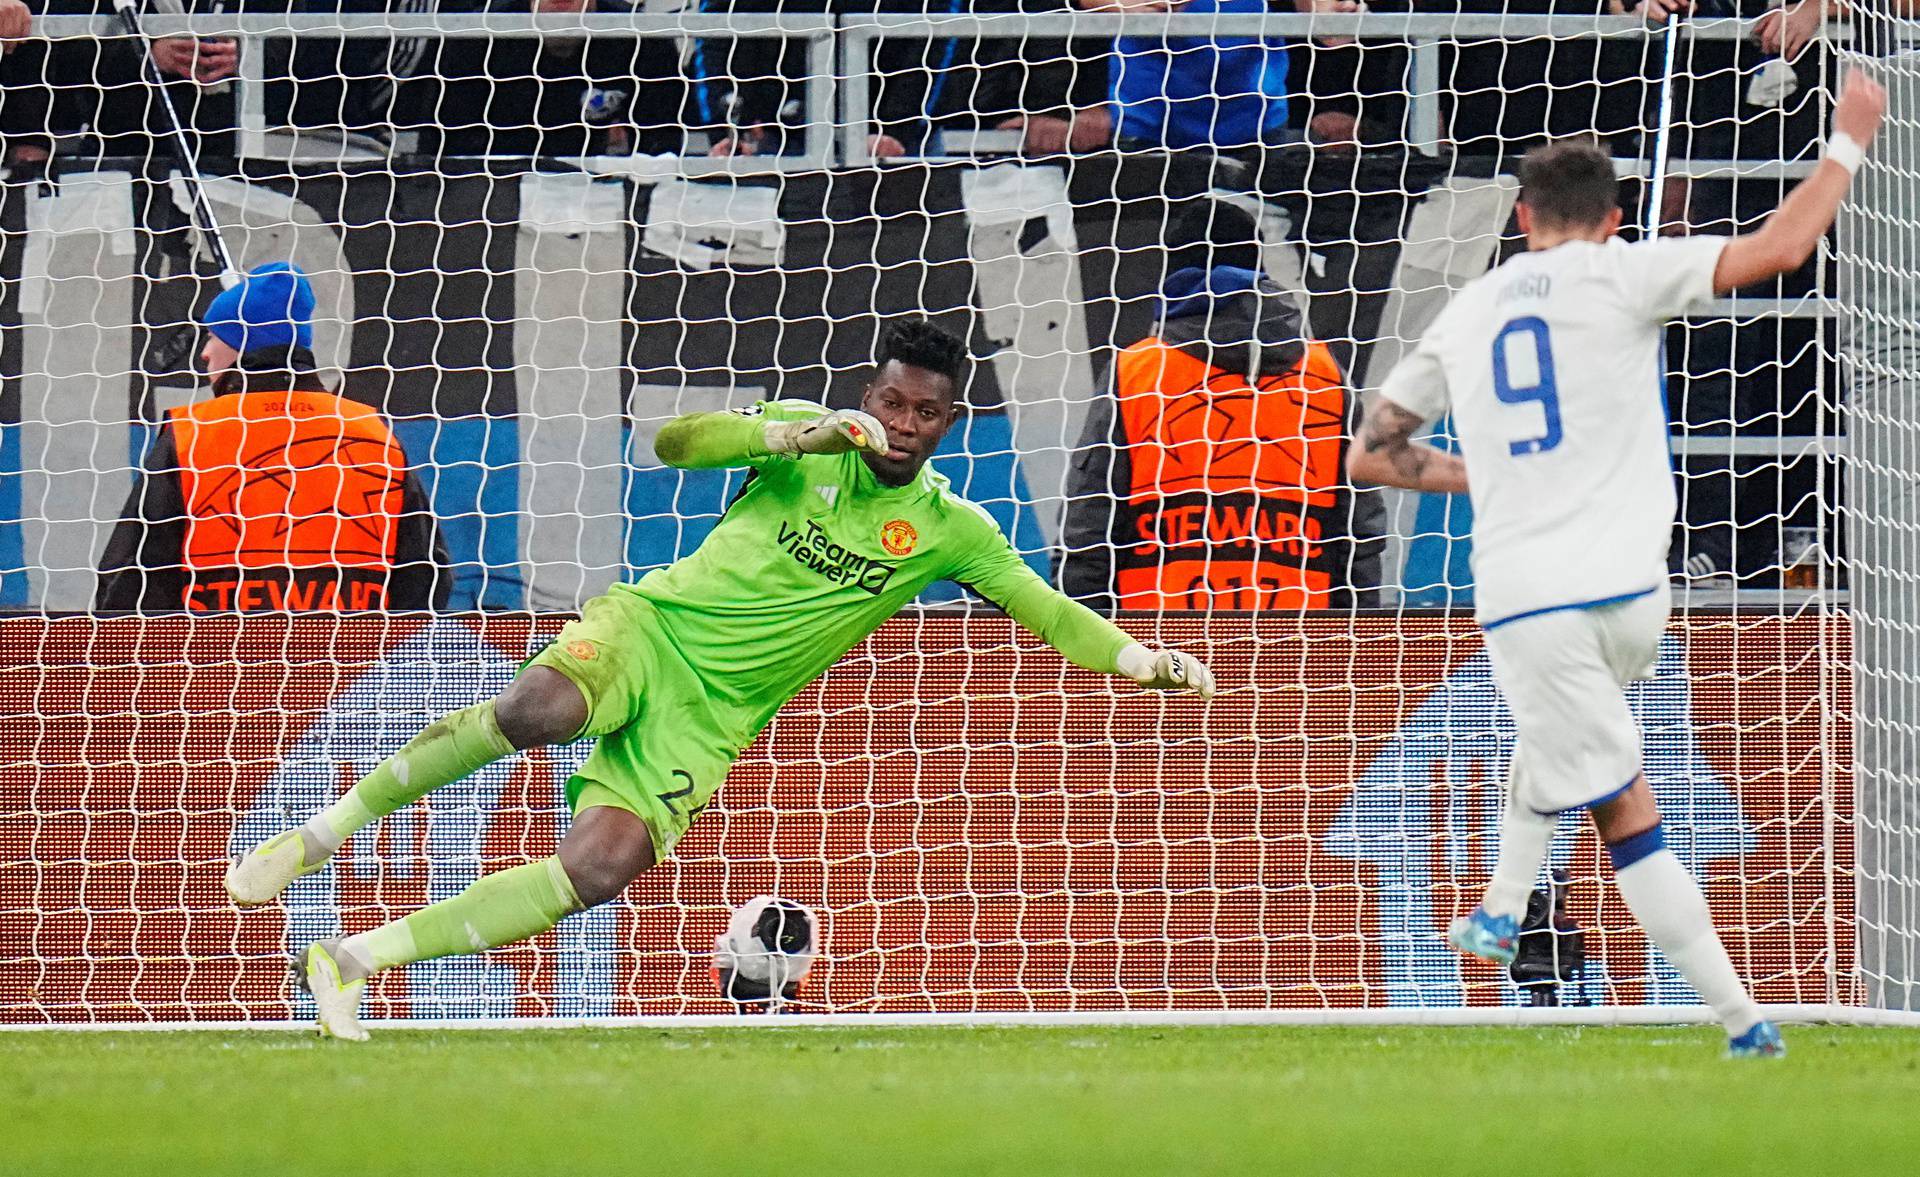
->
[29, 12, 1858, 169]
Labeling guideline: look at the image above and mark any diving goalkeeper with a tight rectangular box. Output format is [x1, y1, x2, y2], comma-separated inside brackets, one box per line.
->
[225, 318, 1217, 1040]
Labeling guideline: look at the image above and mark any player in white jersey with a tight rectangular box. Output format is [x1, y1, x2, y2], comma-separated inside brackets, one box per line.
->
[1352, 68, 1887, 1059]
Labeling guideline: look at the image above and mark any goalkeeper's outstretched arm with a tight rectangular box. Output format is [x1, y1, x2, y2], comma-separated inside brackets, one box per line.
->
[655, 405, 890, 469]
[956, 536, 1217, 699]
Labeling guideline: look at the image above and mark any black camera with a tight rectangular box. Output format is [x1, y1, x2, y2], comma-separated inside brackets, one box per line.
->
[1509, 869, 1587, 1006]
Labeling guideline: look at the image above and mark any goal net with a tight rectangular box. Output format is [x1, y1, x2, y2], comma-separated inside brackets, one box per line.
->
[0, 7, 1899, 1024]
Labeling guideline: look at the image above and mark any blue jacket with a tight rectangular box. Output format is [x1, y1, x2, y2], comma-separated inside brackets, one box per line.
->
[1112, 0, 1290, 150]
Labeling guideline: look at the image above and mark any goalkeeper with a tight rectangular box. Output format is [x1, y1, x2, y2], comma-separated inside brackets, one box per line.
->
[225, 318, 1216, 1040]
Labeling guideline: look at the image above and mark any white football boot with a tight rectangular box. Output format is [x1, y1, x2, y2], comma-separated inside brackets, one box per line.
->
[224, 828, 330, 907]
[294, 938, 369, 1042]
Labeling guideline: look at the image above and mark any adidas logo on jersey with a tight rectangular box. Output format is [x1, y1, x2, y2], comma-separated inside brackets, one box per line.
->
[814, 485, 839, 507]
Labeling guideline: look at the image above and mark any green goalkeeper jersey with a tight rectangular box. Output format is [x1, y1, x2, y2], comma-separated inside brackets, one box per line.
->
[626, 399, 1134, 744]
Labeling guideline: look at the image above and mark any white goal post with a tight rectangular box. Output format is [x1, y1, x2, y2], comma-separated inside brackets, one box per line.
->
[0, 7, 1912, 1026]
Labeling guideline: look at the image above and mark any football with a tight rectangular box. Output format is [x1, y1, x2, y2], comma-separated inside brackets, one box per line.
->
[711, 896, 820, 1009]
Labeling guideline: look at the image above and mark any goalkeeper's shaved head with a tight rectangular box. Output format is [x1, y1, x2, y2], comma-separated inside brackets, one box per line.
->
[1518, 138, 1620, 231]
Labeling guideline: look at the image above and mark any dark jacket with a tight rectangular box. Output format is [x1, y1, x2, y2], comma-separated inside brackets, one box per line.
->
[1056, 265, 1384, 611]
[0, 3, 55, 158]
[407, 0, 686, 158]
[691, 0, 1098, 155]
[36, 0, 243, 158]
[97, 363, 451, 612]
[1447, 0, 1659, 155]
[691, 0, 959, 155]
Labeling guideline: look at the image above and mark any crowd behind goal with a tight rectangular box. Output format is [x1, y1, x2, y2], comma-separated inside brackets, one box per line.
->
[0, 3, 1876, 608]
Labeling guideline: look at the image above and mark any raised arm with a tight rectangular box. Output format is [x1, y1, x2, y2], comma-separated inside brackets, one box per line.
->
[653, 405, 889, 470]
[1711, 67, 1885, 294]
[1347, 396, 1469, 495]
[956, 532, 1216, 699]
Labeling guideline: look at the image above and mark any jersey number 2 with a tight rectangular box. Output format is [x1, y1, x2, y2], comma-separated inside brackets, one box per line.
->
[1491, 316, 1562, 456]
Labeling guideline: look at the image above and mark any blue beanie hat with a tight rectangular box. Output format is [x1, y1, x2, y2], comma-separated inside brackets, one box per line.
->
[203, 262, 316, 354]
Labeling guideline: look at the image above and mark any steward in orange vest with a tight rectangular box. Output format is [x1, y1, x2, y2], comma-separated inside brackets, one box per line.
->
[1056, 266, 1382, 611]
[97, 262, 449, 613]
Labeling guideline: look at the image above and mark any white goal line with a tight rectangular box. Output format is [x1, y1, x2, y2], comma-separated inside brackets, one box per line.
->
[7, 1004, 1918, 1032]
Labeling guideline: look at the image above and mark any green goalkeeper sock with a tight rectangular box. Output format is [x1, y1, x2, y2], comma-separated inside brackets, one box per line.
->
[303, 700, 516, 853]
[336, 857, 583, 982]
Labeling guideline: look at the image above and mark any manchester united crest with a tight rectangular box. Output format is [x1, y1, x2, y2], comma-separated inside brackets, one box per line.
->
[880, 519, 918, 557]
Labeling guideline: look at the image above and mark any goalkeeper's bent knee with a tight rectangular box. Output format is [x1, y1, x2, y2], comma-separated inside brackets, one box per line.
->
[495, 669, 589, 749]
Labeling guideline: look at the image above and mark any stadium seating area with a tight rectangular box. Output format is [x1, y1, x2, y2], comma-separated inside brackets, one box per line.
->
[0, 7, 1838, 613]
[0, 4, 1805, 163]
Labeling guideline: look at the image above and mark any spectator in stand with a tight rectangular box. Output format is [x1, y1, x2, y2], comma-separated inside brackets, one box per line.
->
[695, 0, 1352, 161]
[276, 0, 441, 154]
[1056, 201, 1381, 611]
[1447, 0, 1692, 156]
[1290, 0, 1416, 152]
[0, 0, 25, 46]
[3, 2, 234, 175]
[36, 0, 241, 161]
[21, 4, 250, 378]
[696, 1, 973, 159]
[1054, 0, 1370, 156]
[691, 0, 808, 157]
[1755, 0, 1858, 59]
[0, 0, 56, 177]
[407, 0, 685, 158]
[97, 262, 450, 613]
[968, 2, 1115, 156]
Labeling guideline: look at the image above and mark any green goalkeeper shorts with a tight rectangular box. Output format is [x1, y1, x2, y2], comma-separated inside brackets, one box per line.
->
[524, 588, 740, 859]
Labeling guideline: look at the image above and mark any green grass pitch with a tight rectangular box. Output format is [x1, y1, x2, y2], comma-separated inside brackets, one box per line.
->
[4, 1024, 1916, 1175]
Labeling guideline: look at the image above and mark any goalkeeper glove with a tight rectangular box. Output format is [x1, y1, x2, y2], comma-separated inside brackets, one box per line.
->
[763, 409, 890, 458]
[1116, 642, 1217, 700]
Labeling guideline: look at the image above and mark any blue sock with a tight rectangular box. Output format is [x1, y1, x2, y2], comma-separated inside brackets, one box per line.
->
[1606, 822, 1665, 871]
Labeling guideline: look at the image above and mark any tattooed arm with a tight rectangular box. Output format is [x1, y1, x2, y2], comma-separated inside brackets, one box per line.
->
[1346, 395, 1469, 495]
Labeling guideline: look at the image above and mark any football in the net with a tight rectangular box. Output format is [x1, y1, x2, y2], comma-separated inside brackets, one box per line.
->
[712, 896, 820, 1007]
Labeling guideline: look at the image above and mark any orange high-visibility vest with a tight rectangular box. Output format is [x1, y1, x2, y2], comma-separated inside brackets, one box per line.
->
[1110, 336, 1349, 611]
[169, 390, 408, 612]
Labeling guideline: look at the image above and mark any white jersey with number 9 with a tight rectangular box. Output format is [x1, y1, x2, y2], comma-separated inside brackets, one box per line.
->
[1379, 234, 1729, 629]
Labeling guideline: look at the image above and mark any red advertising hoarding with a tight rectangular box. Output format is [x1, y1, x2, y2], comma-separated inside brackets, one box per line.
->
[0, 613, 1851, 1022]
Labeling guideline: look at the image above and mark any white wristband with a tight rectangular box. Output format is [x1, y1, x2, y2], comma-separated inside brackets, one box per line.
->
[1115, 642, 1155, 683]
[760, 419, 798, 454]
[1826, 131, 1865, 176]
